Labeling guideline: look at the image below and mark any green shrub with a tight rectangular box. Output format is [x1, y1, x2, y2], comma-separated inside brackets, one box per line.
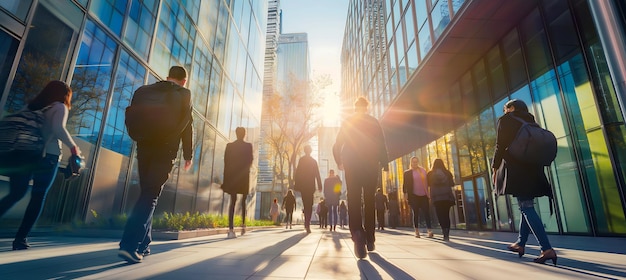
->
[151, 212, 274, 231]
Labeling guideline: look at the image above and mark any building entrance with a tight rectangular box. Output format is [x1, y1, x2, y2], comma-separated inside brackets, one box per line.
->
[461, 174, 495, 231]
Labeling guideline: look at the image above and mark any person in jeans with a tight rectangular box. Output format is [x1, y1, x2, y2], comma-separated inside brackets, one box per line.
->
[0, 80, 82, 250]
[493, 99, 556, 265]
[118, 66, 193, 263]
[222, 127, 254, 239]
[403, 156, 433, 238]
[323, 169, 341, 231]
[294, 145, 322, 233]
[333, 96, 389, 258]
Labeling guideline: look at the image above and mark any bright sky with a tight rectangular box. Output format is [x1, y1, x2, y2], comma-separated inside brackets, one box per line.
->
[279, 0, 349, 127]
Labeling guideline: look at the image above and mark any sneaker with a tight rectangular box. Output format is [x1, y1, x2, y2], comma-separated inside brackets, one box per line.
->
[118, 249, 143, 263]
[227, 230, 237, 239]
[415, 229, 421, 238]
[141, 247, 151, 256]
[427, 230, 434, 238]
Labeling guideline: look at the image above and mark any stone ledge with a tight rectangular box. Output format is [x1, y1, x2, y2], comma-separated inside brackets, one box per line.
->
[45, 226, 278, 240]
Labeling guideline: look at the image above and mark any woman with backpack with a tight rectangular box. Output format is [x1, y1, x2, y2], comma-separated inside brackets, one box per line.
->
[0, 80, 82, 250]
[493, 99, 556, 265]
[427, 159, 456, 241]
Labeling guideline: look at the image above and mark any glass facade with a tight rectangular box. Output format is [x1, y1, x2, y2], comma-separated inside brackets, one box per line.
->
[0, 0, 266, 226]
[342, 0, 626, 236]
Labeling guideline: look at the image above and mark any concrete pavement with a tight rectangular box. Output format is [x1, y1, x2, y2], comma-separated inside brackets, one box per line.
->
[1, 227, 625, 279]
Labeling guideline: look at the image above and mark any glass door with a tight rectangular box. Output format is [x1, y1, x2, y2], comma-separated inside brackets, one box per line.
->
[462, 174, 495, 230]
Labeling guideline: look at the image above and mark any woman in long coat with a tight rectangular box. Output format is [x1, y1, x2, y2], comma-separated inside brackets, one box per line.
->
[492, 99, 556, 265]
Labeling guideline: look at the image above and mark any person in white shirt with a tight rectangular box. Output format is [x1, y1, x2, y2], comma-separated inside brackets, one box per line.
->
[402, 156, 433, 238]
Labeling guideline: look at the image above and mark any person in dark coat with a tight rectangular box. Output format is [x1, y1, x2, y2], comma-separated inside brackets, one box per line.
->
[333, 96, 389, 258]
[119, 67, 193, 263]
[323, 169, 342, 231]
[294, 145, 322, 233]
[427, 159, 456, 241]
[493, 99, 556, 265]
[317, 198, 328, 228]
[374, 188, 388, 230]
[282, 190, 296, 229]
[222, 127, 253, 239]
[338, 200, 348, 229]
[387, 191, 400, 229]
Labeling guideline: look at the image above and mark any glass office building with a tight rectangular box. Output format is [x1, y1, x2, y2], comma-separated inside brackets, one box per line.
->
[0, 0, 267, 226]
[342, 0, 626, 236]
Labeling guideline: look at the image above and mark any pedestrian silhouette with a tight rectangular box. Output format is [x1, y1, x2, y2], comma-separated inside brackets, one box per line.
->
[323, 169, 342, 231]
[333, 96, 389, 258]
[338, 200, 348, 229]
[118, 66, 193, 263]
[282, 190, 296, 229]
[294, 144, 322, 233]
[270, 198, 280, 223]
[375, 188, 388, 230]
[222, 127, 253, 239]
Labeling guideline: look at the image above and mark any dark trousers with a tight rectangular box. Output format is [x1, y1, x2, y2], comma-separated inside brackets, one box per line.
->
[284, 210, 294, 225]
[376, 208, 386, 229]
[327, 204, 338, 227]
[301, 191, 313, 228]
[119, 147, 173, 252]
[408, 195, 432, 229]
[345, 164, 378, 244]
[434, 201, 452, 229]
[0, 154, 59, 241]
[228, 193, 246, 229]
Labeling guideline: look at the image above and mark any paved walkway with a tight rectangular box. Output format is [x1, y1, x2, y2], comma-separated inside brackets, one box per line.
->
[1, 227, 625, 279]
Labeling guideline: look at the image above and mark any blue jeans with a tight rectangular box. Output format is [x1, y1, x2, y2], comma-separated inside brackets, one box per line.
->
[516, 197, 552, 251]
[0, 154, 60, 241]
[327, 204, 338, 227]
[119, 146, 174, 252]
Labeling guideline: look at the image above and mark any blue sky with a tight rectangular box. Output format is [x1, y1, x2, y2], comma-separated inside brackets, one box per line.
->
[279, 0, 349, 125]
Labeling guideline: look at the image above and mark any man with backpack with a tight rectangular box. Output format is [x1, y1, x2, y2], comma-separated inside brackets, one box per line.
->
[493, 99, 557, 265]
[119, 66, 193, 263]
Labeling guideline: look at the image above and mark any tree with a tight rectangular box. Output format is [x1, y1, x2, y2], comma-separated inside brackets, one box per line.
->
[264, 74, 331, 193]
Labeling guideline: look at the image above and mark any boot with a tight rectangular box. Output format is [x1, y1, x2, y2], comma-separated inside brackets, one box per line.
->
[443, 228, 450, 241]
[534, 248, 557, 265]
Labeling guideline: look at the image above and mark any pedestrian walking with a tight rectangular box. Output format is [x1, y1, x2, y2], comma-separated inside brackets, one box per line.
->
[119, 66, 193, 263]
[323, 169, 341, 231]
[282, 190, 296, 229]
[375, 188, 388, 230]
[320, 198, 329, 228]
[0, 80, 82, 251]
[221, 127, 253, 239]
[294, 145, 322, 233]
[339, 200, 348, 229]
[493, 99, 557, 265]
[427, 159, 456, 241]
[269, 198, 280, 224]
[387, 192, 400, 229]
[333, 96, 389, 258]
[403, 156, 433, 238]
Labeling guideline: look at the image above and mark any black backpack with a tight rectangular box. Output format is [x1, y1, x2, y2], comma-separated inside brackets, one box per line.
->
[506, 115, 557, 166]
[125, 81, 190, 144]
[0, 106, 50, 174]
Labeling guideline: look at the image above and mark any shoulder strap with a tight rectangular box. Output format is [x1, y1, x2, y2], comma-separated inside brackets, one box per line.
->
[508, 114, 528, 124]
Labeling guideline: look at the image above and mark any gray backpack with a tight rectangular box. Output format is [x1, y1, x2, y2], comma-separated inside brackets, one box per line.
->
[507, 115, 557, 166]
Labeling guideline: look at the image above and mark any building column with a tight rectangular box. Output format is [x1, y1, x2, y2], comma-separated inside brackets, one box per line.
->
[587, 0, 626, 122]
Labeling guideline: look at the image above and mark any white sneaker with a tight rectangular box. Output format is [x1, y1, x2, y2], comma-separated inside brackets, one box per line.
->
[227, 230, 236, 239]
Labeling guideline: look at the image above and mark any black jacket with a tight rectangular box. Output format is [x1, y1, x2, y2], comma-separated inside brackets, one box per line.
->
[294, 155, 322, 194]
[333, 113, 388, 170]
[222, 139, 253, 195]
[492, 111, 551, 198]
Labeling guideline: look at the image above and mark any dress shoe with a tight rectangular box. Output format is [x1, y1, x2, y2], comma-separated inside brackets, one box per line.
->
[507, 243, 525, 258]
[352, 231, 367, 258]
[534, 248, 557, 265]
[12, 239, 30, 250]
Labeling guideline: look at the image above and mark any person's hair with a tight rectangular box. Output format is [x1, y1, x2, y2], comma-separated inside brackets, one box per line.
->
[354, 96, 369, 108]
[28, 80, 73, 110]
[431, 158, 447, 170]
[410, 156, 419, 162]
[287, 189, 293, 196]
[235, 127, 246, 139]
[273, 198, 277, 203]
[505, 99, 528, 113]
[329, 169, 335, 174]
[168, 66, 187, 80]
[377, 188, 382, 192]
[304, 145, 312, 154]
